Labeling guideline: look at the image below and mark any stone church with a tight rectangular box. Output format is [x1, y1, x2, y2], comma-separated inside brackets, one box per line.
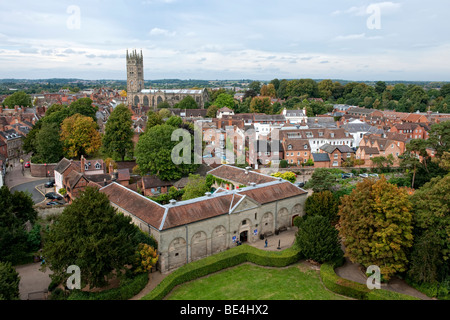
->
[126, 49, 210, 109]
[100, 165, 307, 273]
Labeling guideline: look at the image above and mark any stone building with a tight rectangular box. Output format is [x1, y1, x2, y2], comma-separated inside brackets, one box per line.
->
[126, 49, 210, 108]
[100, 166, 307, 273]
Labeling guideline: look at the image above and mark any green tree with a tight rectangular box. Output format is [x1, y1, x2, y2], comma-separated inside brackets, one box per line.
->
[165, 116, 183, 128]
[175, 96, 198, 109]
[35, 122, 63, 163]
[102, 104, 134, 161]
[338, 176, 414, 280]
[304, 190, 339, 223]
[0, 186, 38, 264]
[206, 105, 220, 118]
[408, 174, 450, 284]
[135, 124, 198, 181]
[248, 81, 262, 93]
[295, 216, 343, 264]
[0, 261, 20, 300]
[375, 81, 387, 94]
[304, 168, 336, 192]
[68, 98, 98, 122]
[158, 108, 172, 119]
[181, 174, 209, 200]
[271, 171, 296, 183]
[2, 91, 32, 108]
[60, 113, 102, 159]
[42, 187, 142, 289]
[145, 111, 164, 132]
[213, 93, 235, 109]
[318, 79, 334, 100]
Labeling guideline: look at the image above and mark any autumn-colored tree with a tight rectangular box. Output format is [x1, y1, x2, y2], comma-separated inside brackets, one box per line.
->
[260, 84, 277, 98]
[60, 113, 102, 159]
[338, 176, 414, 280]
[134, 243, 158, 274]
[271, 171, 296, 183]
[250, 96, 272, 114]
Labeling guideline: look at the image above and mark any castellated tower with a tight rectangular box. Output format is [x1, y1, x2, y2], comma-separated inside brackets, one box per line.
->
[126, 49, 144, 100]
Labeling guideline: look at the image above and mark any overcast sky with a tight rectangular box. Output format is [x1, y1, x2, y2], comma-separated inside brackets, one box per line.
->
[0, 0, 449, 81]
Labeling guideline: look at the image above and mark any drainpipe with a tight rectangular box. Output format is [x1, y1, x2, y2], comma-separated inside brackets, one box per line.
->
[185, 224, 189, 265]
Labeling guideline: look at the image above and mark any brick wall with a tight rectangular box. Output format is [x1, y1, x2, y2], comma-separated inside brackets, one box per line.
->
[30, 163, 57, 177]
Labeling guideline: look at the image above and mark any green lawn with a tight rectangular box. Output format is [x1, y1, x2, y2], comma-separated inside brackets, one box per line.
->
[165, 263, 350, 300]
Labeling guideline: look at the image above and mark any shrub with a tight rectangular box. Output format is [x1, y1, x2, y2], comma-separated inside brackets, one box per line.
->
[280, 160, 288, 168]
[68, 272, 148, 300]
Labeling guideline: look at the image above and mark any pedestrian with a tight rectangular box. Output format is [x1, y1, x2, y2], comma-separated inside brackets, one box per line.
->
[264, 239, 268, 248]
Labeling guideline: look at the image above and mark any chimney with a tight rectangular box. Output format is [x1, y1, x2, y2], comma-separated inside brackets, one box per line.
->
[109, 161, 114, 174]
[244, 166, 252, 175]
[80, 155, 85, 173]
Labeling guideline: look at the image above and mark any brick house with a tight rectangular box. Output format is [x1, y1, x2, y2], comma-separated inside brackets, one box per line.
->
[282, 139, 312, 166]
[318, 144, 356, 167]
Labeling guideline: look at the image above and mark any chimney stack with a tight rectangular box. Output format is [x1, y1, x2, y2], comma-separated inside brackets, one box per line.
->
[80, 155, 85, 173]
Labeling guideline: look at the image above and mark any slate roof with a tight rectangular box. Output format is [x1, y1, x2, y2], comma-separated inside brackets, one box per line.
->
[312, 153, 330, 162]
[54, 158, 72, 174]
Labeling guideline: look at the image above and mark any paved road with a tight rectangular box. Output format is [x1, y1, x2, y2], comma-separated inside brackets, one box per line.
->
[10, 179, 49, 204]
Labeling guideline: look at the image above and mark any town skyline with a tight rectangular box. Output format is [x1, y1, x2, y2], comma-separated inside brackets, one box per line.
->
[1, 1, 450, 81]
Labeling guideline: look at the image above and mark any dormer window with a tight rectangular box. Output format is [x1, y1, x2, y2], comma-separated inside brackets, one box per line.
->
[304, 144, 308, 149]
[288, 145, 293, 150]
[85, 164, 89, 170]
[95, 162, 101, 170]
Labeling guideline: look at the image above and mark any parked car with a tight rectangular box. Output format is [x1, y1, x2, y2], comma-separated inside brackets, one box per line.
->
[24, 161, 30, 168]
[359, 173, 369, 178]
[46, 201, 60, 206]
[341, 173, 354, 179]
[45, 192, 62, 200]
[296, 182, 305, 188]
[44, 179, 55, 188]
[369, 173, 379, 178]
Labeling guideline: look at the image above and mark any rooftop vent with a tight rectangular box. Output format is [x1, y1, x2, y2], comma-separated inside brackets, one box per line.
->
[205, 192, 212, 197]
[169, 199, 177, 205]
[250, 182, 256, 187]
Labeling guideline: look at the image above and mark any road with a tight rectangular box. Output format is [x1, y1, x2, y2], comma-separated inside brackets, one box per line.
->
[10, 179, 49, 204]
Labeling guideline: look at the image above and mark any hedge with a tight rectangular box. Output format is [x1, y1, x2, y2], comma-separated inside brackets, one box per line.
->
[142, 244, 302, 300]
[67, 272, 148, 300]
[320, 262, 419, 300]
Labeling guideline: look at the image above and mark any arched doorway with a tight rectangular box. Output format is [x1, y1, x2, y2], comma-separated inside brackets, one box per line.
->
[191, 231, 207, 261]
[134, 95, 140, 106]
[260, 212, 274, 235]
[238, 219, 251, 243]
[211, 226, 227, 254]
[143, 95, 149, 106]
[277, 207, 290, 230]
[291, 204, 303, 226]
[168, 237, 186, 270]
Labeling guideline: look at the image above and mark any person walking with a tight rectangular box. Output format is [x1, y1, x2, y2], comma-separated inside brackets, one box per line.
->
[264, 239, 268, 248]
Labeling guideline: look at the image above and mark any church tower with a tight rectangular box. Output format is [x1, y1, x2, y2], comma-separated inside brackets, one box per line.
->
[126, 49, 144, 99]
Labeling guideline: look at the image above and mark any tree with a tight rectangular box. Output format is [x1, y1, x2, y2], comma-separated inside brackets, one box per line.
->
[260, 84, 276, 98]
[338, 176, 414, 280]
[68, 98, 98, 122]
[2, 91, 32, 108]
[135, 124, 198, 181]
[375, 81, 387, 94]
[158, 108, 172, 119]
[206, 105, 219, 118]
[102, 104, 134, 161]
[428, 121, 450, 159]
[35, 122, 63, 163]
[248, 81, 262, 93]
[181, 174, 209, 200]
[0, 261, 20, 300]
[318, 79, 334, 100]
[0, 186, 38, 264]
[42, 187, 143, 289]
[213, 93, 235, 109]
[250, 96, 272, 114]
[165, 116, 183, 128]
[145, 111, 164, 132]
[408, 174, 450, 284]
[60, 114, 102, 159]
[271, 171, 296, 183]
[295, 216, 343, 264]
[304, 168, 336, 192]
[175, 96, 198, 109]
[133, 243, 158, 274]
[304, 190, 339, 223]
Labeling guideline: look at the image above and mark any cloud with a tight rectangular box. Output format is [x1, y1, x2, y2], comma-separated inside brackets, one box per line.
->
[333, 33, 367, 41]
[149, 28, 176, 37]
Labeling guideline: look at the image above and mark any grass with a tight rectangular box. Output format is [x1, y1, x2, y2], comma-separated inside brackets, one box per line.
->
[165, 263, 350, 300]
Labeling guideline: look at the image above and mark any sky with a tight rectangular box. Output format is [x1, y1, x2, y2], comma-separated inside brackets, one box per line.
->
[0, 0, 449, 81]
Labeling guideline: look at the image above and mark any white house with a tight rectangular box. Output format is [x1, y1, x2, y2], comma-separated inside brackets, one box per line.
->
[282, 108, 307, 124]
